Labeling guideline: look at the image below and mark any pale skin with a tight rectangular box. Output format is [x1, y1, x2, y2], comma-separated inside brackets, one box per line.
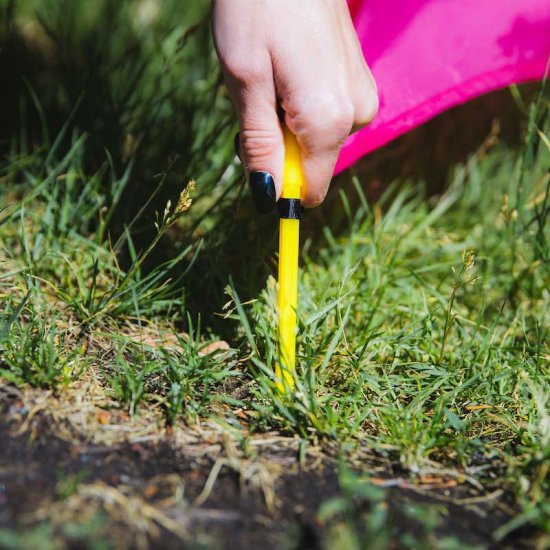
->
[212, 0, 378, 210]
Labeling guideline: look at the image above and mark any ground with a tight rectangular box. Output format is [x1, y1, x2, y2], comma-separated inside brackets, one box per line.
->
[0, 2, 549, 548]
[1, 110, 549, 547]
[0, 385, 542, 549]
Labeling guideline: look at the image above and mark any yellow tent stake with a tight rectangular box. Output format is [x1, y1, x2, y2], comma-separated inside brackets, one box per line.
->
[276, 127, 304, 392]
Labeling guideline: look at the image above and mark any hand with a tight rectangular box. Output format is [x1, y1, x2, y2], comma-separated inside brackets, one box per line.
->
[212, 0, 378, 212]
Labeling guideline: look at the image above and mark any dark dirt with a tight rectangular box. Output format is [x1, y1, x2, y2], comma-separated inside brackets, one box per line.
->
[0, 390, 541, 549]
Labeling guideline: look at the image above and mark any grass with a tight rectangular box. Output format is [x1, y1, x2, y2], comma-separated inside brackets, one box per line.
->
[1, 106, 548, 545]
[1, 0, 549, 548]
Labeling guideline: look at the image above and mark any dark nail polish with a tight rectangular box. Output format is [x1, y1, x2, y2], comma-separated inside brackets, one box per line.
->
[249, 171, 276, 214]
[234, 132, 241, 161]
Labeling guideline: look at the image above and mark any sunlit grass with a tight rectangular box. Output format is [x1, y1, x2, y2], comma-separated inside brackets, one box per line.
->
[1, 99, 548, 544]
[0, 0, 548, 546]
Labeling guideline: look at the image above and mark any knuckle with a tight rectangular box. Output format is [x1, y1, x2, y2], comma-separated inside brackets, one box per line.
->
[368, 92, 379, 120]
[313, 95, 354, 131]
[304, 189, 327, 208]
[223, 54, 265, 83]
[333, 101, 355, 132]
[288, 93, 354, 145]
[358, 92, 379, 125]
[241, 128, 280, 165]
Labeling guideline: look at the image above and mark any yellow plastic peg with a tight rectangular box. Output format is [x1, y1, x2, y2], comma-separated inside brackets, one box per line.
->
[276, 127, 304, 392]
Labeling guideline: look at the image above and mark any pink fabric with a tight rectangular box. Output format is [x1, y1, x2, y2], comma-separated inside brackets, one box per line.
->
[336, 0, 550, 173]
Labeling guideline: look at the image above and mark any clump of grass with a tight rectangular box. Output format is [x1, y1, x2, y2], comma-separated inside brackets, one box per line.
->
[107, 323, 239, 421]
[0, 300, 87, 387]
[1, 0, 241, 247]
[0, 126, 240, 422]
[224, 93, 549, 539]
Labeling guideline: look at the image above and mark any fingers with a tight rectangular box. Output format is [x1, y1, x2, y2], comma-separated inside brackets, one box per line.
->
[285, 81, 377, 208]
[232, 73, 376, 212]
[346, 26, 379, 130]
[238, 87, 285, 213]
[284, 93, 355, 208]
[271, 6, 377, 209]
[212, 0, 379, 212]
[352, 67, 379, 132]
[223, 55, 284, 213]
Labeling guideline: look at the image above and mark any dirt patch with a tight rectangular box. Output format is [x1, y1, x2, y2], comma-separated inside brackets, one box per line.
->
[0, 386, 541, 549]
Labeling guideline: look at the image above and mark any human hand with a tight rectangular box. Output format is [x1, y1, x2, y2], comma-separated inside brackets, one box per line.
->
[212, 0, 378, 212]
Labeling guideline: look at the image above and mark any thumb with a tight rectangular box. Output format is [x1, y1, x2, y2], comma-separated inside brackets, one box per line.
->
[234, 83, 284, 214]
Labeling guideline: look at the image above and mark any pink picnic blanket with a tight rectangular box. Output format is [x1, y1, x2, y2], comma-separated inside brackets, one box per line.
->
[336, 0, 550, 173]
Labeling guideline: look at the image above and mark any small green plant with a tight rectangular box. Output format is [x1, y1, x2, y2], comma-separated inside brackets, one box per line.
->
[0, 300, 86, 387]
[439, 247, 479, 362]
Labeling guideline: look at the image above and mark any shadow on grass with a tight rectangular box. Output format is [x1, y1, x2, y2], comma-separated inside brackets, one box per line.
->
[181, 86, 536, 338]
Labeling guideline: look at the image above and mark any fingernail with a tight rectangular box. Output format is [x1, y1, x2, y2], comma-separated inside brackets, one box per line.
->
[234, 132, 241, 161]
[249, 172, 276, 213]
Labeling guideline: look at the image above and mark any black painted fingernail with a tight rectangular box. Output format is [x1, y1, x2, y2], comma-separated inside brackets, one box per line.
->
[234, 132, 241, 161]
[249, 171, 276, 213]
